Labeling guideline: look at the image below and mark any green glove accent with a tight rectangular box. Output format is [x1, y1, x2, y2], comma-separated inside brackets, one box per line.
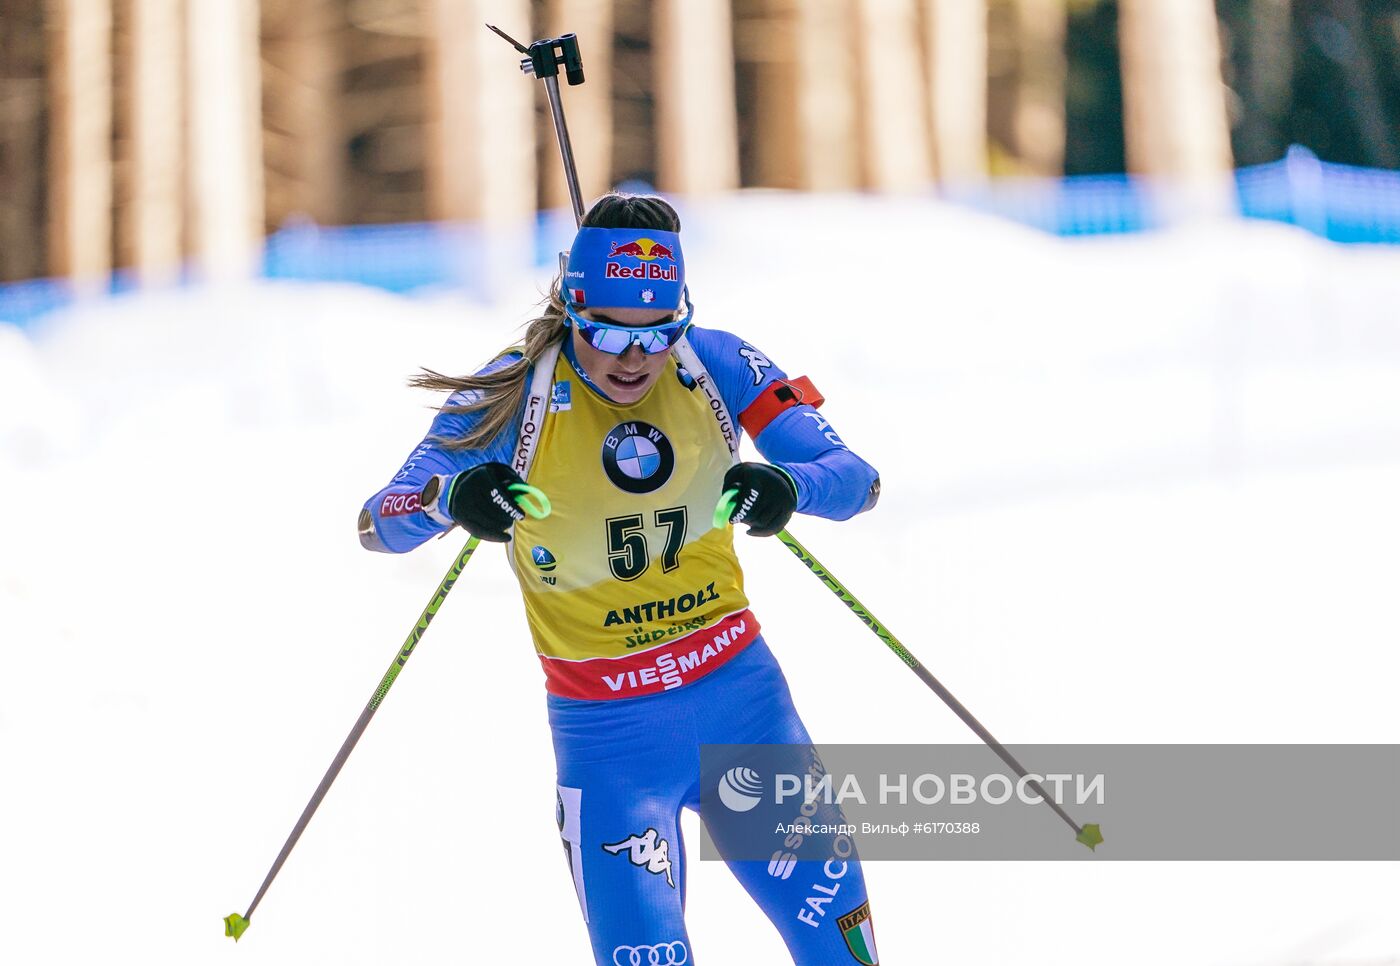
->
[508, 482, 552, 520]
[224, 912, 250, 941]
[713, 487, 740, 529]
[1076, 823, 1104, 851]
[774, 465, 798, 499]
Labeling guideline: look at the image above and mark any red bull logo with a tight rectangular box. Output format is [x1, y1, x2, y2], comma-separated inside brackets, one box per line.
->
[607, 237, 675, 261]
[605, 261, 679, 281]
[605, 236, 680, 281]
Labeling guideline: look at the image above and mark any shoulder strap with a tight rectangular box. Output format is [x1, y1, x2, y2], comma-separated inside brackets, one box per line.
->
[510, 336, 732, 473]
[513, 340, 563, 481]
[672, 334, 740, 463]
[420, 343, 562, 529]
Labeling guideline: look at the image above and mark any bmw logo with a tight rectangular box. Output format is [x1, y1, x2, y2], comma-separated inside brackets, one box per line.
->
[602, 421, 675, 494]
[531, 546, 557, 571]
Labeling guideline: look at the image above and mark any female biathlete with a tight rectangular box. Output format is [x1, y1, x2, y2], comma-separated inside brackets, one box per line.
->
[359, 193, 882, 965]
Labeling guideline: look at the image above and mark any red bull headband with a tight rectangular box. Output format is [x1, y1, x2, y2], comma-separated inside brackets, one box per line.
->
[564, 227, 685, 310]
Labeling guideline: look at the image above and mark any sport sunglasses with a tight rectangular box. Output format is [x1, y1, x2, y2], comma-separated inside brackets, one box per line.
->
[564, 290, 694, 355]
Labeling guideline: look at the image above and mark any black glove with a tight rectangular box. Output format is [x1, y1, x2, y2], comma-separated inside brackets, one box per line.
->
[723, 462, 798, 537]
[445, 462, 528, 543]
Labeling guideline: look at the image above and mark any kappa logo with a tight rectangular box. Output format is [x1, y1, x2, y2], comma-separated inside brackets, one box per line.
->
[739, 344, 773, 385]
[613, 941, 688, 966]
[602, 421, 675, 494]
[601, 828, 675, 888]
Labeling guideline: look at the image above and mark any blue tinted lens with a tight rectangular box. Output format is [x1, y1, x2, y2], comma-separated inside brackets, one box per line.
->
[566, 300, 692, 355]
[589, 323, 680, 354]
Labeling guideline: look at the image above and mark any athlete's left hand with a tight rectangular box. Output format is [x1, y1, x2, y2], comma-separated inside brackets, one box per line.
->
[722, 462, 798, 537]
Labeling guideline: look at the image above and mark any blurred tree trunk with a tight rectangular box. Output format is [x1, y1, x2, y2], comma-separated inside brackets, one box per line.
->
[262, 0, 343, 229]
[338, 5, 428, 225]
[734, 0, 859, 191]
[654, 0, 739, 194]
[987, 0, 1065, 177]
[0, 0, 48, 282]
[610, 0, 656, 187]
[791, 0, 860, 189]
[1329, 0, 1398, 168]
[187, 0, 264, 279]
[854, 0, 932, 190]
[423, 0, 534, 223]
[540, 0, 613, 209]
[118, 0, 183, 282]
[46, 0, 112, 284]
[424, 0, 533, 295]
[1012, 0, 1065, 175]
[925, 0, 989, 184]
[1119, 0, 1236, 215]
[1232, 0, 1292, 165]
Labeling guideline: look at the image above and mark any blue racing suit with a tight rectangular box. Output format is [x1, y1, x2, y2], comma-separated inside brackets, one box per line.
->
[363, 325, 882, 964]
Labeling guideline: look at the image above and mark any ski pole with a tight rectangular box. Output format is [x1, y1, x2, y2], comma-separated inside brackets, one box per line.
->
[224, 482, 551, 941]
[712, 495, 1102, 850]
[778, 526, 1102, 849]
[223, 536, 481, 941]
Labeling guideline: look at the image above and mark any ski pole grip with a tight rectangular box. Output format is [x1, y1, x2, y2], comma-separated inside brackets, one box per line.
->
[713, 488, 740, 529]
[508, 482, 552, 520]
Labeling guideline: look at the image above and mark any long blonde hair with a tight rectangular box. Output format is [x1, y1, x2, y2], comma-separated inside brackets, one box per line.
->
[409, 192, 683, 451]
[408, 282, 567, 450]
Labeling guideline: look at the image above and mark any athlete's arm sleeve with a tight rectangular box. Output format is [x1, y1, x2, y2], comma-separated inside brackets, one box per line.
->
[360, 361, 523, 553]
[688, 327, 880, 521]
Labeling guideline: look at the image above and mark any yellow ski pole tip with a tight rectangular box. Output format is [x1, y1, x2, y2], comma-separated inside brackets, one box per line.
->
[1076, 823, 1104, 851]
[224, 913, 250, 941]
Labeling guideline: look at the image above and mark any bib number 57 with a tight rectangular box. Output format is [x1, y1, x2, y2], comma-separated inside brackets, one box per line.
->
[606, 507, 688, 581]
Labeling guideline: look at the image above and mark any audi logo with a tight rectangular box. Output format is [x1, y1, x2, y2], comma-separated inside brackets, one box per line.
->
[612, 940, 689, 965]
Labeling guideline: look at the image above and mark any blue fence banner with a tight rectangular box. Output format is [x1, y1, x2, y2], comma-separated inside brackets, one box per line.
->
[4, 148, 1399, 331]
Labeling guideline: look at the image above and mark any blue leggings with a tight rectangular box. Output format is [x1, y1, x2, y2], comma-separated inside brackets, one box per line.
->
[548, 636, 878, 965]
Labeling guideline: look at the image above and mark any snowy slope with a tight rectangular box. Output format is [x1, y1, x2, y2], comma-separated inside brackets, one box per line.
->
[1, 194, 1398, 965]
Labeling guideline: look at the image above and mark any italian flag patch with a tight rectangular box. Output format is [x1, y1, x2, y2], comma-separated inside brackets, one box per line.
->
[838, 900, 878, 964]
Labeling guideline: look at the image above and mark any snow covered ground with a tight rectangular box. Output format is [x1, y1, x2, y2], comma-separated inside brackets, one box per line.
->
[2, 194, 1398, 965]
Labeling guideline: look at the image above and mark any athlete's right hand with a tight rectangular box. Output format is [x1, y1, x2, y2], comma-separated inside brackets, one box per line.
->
[444, 462, 531, 542]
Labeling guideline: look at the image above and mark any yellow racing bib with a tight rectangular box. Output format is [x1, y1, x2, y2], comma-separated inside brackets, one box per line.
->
[510, 352, 758, 699]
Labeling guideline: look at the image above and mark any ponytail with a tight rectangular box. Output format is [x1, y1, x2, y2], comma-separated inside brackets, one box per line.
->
[408, 279, 567, 451]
